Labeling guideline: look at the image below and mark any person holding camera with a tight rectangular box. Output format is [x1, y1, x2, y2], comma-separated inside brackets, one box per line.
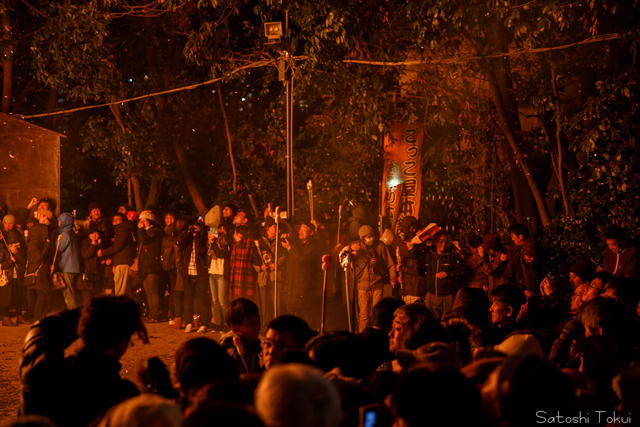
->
[256, 216, 288, 328]
[207, 223, 232, 329]
[351, 225, 397, 333]
[137, 210, 165, 322]
[176, 219, 211, 332]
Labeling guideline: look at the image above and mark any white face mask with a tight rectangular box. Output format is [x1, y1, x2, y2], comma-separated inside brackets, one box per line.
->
[364, 236, 375, 246]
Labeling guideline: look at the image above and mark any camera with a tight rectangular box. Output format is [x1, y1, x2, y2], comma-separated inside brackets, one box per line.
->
[339, 246, 352, 269]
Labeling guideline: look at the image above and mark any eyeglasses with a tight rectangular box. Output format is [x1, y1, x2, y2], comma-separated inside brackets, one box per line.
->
[586, 283, 603, 294]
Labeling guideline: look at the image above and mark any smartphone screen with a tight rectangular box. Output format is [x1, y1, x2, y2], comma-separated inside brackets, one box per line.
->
[364, 410, 377, 427]
[359, 403, 380, 427]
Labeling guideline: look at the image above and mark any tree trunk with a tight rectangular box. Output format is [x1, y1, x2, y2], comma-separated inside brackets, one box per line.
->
[141, 6, 208, 214]
[463, 27, 550, 230]
[145, 174, 161, 208]
[485, 70, 551, 227]
[2, 11, 12, 114]
[128, 176, 133, 209]
[217, 82, 238, 194]
[131, 175, 144, 213]
[550, 67, 573, 217]
[45, 86, 58, 129]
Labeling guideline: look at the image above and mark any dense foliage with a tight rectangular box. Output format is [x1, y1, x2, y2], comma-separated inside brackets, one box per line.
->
[2, 0, 639, 268]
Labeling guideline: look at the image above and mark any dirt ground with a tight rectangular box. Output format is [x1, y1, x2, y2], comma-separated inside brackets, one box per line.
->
[0, 320, 222, 424]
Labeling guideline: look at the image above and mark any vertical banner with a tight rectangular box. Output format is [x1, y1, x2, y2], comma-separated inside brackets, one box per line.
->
[381, 124, 423, 234]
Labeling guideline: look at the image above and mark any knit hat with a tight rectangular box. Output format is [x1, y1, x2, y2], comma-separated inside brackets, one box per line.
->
[299, 220, 316, 232]
[139, 210, 156, 222]
[88, 201, 101, 212]
[358, 225, 374, 239]
[2, 214, 15, 224]
[224, 203, 238, 216]
[481, 234, 500, 251]
[113, 213, 127, 222]
[264, 216, 276, 229]
[569, 260, 595, 283]
[469, 235, 484, 249]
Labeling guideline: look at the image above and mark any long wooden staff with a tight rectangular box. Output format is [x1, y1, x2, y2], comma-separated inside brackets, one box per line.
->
[273, 206, 281, 318]
[320, 254, 331, 334]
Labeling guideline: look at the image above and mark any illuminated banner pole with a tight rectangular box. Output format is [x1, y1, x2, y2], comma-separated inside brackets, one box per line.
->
[381, 124, 424, 233]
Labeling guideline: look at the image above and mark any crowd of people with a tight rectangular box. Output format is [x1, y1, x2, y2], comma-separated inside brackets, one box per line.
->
[2, 196, 640, 427]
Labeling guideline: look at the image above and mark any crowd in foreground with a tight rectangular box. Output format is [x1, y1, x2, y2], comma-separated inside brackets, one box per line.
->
[1, 197, 640, 426]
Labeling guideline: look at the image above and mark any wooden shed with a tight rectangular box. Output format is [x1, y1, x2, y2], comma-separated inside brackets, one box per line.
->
[0, 113, 65, 216]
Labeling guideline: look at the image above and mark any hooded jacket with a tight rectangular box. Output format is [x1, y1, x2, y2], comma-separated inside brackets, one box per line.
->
[55, 212, 81, 274]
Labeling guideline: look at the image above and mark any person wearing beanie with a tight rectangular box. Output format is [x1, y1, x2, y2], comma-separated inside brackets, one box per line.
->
[395, 216, 427, 304]
[25, 209, 55, 320]
[477, 234, 509, 294]
[281, 222, 320, 328]
[461, 235, 488, 289]
[0, 216, 27, 325]
[1, 229, 25, 326]
[503, 237, 547, 298]
[424, 230, 464, 320]
[86, 202, 114, 245]
[176, 219, 212, 332]
[137, 210, 165, 322]
[569, 259, 595, 290]
[98, 213, 136, 296]
[222, 203, 238, 225]
[18, 197, 56, 232]
[2, 214, 19, 241]
[255, 215, 288, 329]
[349, 224, 396, 332]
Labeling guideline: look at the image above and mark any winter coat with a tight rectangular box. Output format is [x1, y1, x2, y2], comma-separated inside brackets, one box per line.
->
[354, 240, 397, 291]
[422, 245, 464, 297]
[81, 238, 103, 282]
[176, 230, 209, 279]
[137, 224, 164, 278]
[3, 228, 26, 278]
[161, 224, 178, 273]
[604, 245, 638, 280]
[0, 245, 16, 307]
[55, 212, 81, 274]
[26, 223, 53, 292]
[256, 235, 287, 288]
[88, 215, 114, 246]
[100, 221, 136, 266]
[284, 239, 319, 309]
[479, 252, 509, 294]
[503, 255, 547, 295]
